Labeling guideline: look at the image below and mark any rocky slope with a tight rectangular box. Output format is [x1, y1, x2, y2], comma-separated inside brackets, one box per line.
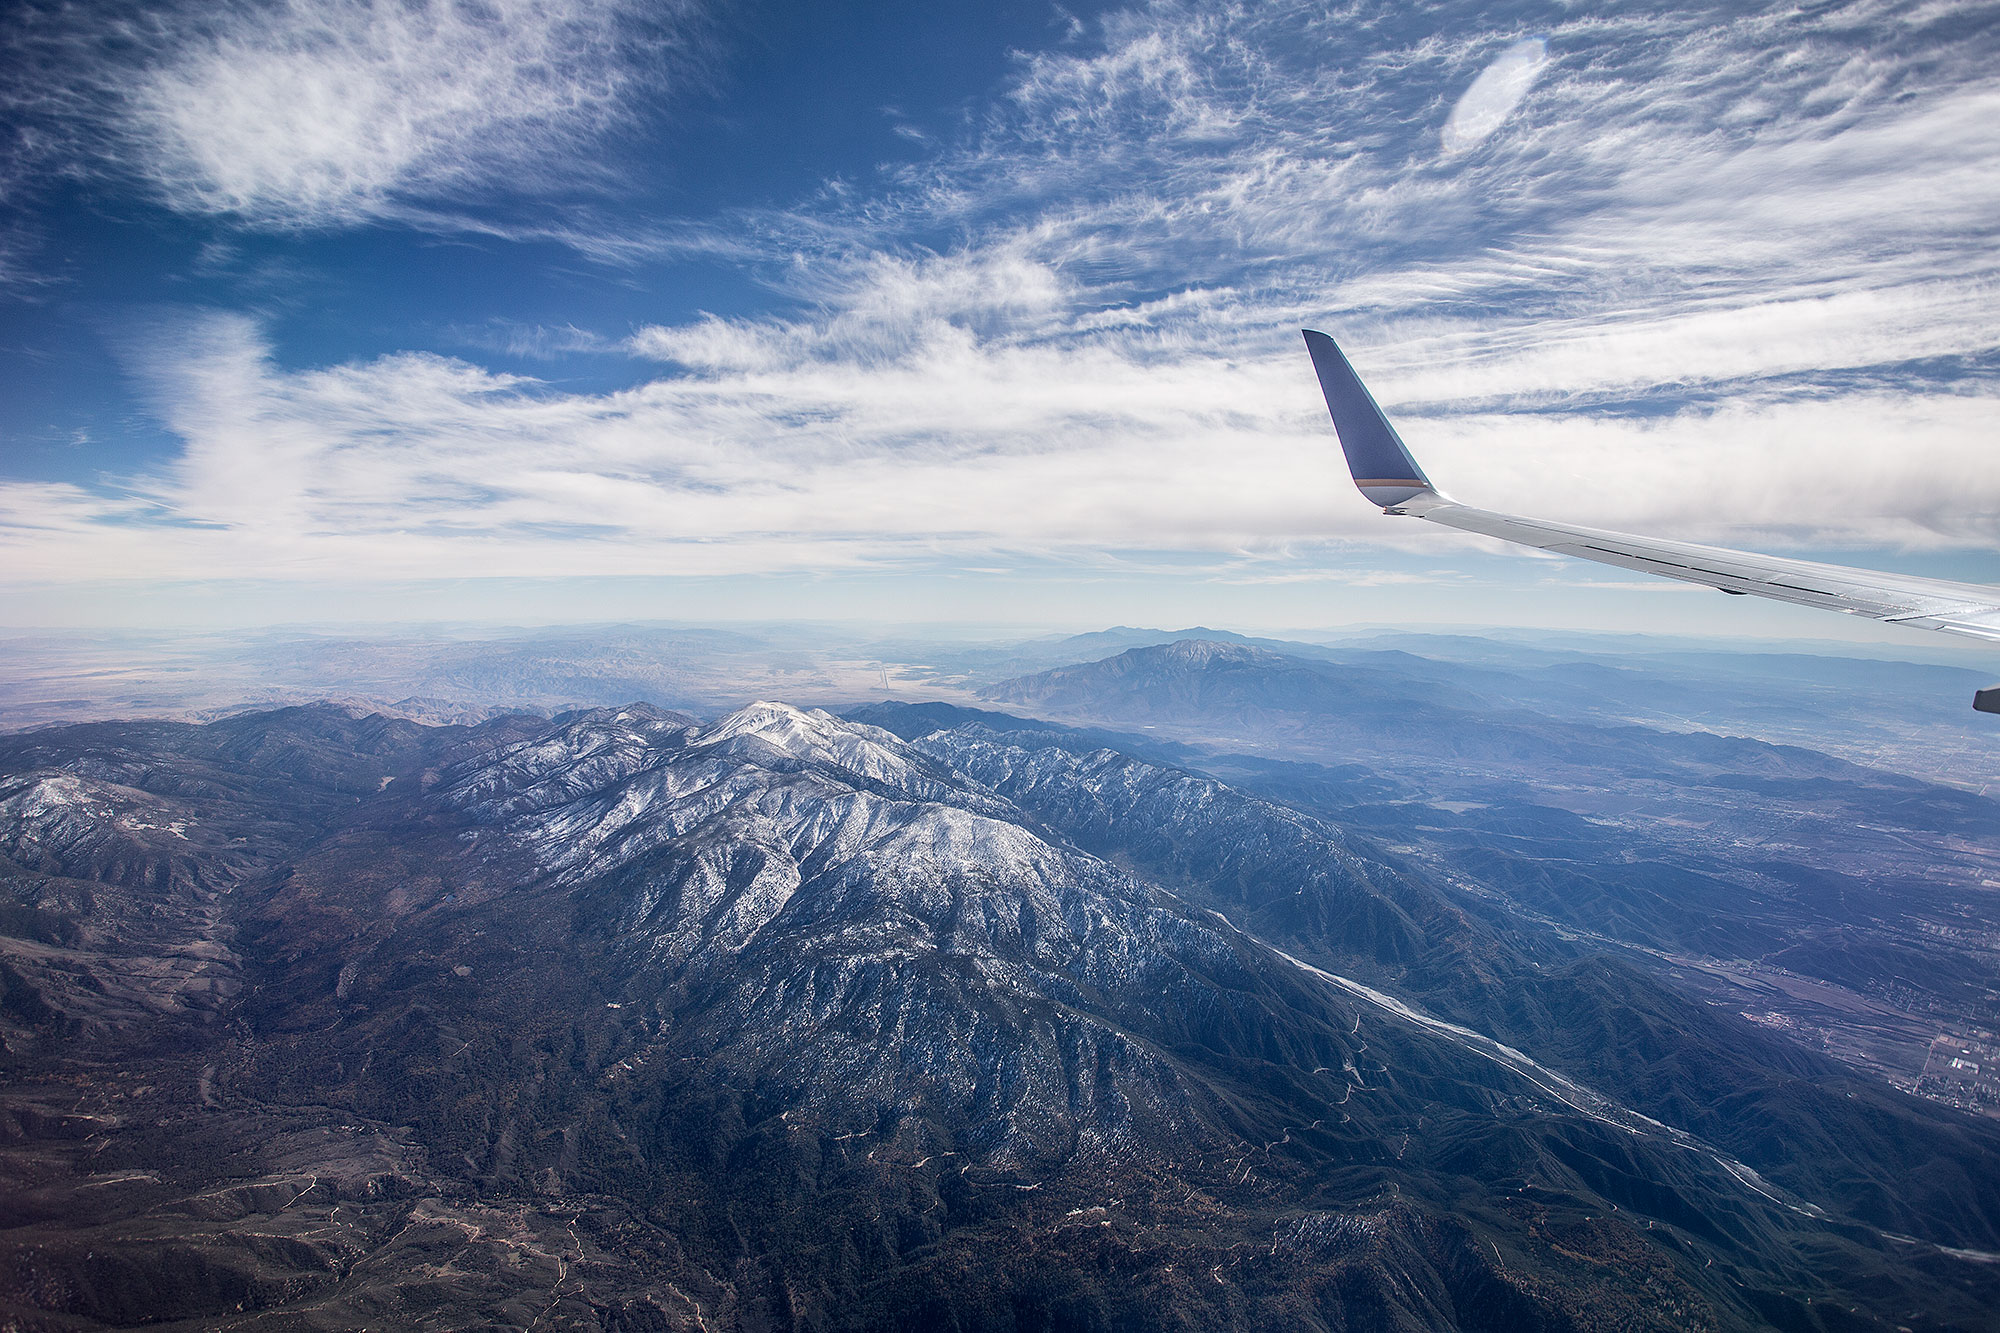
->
[1, 702, 1997, 1331]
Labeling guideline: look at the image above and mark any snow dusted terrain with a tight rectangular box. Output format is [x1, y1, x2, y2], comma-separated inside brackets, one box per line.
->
[1, 699, 1996, 1330]
[441, 702, 1266, 1158]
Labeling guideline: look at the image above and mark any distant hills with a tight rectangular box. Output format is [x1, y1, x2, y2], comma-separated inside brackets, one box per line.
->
[985, 637, 1469, 740]
[5, 621, 1993, 790]
[980, 638, 2000, 1102]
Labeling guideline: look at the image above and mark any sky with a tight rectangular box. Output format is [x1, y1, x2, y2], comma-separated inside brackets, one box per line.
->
[2, 0, 1998, 642]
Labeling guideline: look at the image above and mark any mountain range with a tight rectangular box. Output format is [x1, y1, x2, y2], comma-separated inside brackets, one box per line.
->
[4, 686, 1999, 1330]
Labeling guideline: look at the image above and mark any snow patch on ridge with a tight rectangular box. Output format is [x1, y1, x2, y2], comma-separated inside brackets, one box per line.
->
[693, 701, 920, 787]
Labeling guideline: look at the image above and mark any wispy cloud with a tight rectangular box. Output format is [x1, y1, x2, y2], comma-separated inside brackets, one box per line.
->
[56, 305, 1362, 579]
[10, 0, 1999, 588]
[605, 0, 2000, 557]
[7, 0, 700, 231]
[8, 283, 1995, 587]
[1441, 36, 1549, 156]
[452, 320, 618, 362]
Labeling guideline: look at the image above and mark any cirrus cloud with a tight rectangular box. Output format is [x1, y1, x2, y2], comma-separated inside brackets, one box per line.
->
[10, 0, 2000, 602]
[8, 0, 698, 230]
[1441, 35, 1549, 156]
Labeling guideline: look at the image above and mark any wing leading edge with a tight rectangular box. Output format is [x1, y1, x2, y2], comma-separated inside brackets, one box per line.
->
[1299, 329, 2000, 714]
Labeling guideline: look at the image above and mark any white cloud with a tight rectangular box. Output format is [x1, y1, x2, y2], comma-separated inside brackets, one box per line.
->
[455, 320, 617, 361]
[1343, 279, 2000, 407]
[6, 281, 1997, 587]
[1411, 392, 2000, 549]
[47, 0, 692, 228]
[12, 0, 2000, 596]
[628, 250, 1074, 370]
[1441, 36, 1548, 156]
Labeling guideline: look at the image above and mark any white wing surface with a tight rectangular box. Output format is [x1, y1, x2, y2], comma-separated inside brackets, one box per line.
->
[1301, 329, 2000, 713]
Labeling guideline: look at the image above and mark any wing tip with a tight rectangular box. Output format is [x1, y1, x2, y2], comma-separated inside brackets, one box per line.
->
[1300, 329, 1434, 507]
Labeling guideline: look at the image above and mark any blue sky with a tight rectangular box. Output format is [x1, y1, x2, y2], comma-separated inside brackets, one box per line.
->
[2, 0, 1998, 641]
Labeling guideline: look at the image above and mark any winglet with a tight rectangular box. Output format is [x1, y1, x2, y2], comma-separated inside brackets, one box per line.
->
[1302, 329, 1435, 507]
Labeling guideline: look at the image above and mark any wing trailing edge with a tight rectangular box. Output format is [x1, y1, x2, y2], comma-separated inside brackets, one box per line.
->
[1299, 328, 2000, 713]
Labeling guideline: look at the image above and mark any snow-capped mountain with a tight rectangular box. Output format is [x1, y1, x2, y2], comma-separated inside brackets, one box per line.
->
[1, 701, 1996, 1331]
[439, 702, 1266, 1156]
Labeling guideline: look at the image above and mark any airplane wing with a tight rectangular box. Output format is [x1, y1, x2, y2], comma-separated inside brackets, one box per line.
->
[1301, 329, 2000, 713]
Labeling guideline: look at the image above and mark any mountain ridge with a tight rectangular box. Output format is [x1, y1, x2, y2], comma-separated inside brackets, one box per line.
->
[1, 701, 1996, 1330]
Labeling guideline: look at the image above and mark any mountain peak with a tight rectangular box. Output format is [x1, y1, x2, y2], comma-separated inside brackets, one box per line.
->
[1146, 637, 1265, 665]
[695, 701, 915, 783]
[702, 699, 835, 741]
[551, 701, 689, 729]
[980, 635, 1427, 728]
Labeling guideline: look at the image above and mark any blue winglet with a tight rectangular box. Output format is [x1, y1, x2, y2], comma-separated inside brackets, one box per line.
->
[1301, 330, 1434, 507]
